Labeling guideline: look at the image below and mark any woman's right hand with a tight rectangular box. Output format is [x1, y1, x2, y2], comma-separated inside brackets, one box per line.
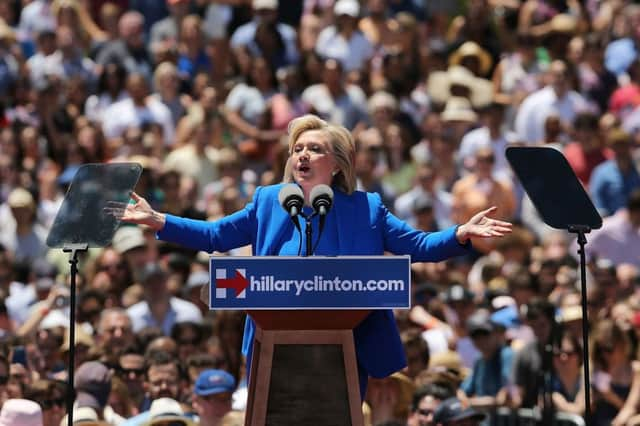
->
[108, 192, 166, 231]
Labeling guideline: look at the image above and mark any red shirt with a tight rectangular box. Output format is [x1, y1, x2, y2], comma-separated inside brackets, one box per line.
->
[563, 142, 613, 188]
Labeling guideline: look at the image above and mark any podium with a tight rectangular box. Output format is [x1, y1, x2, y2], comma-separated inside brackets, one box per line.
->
[208, 256, 411, 426]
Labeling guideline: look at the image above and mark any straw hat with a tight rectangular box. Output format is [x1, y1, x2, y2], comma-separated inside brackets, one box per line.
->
[448, 41, 493, 76]
[0, 18, 15, 43]
[440, 97, 478, 123]
[427, 65, 493, 108]
[548, 14, 577, 35]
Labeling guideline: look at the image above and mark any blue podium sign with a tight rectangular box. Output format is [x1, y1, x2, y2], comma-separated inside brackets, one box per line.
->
[208, 256, 411, 310]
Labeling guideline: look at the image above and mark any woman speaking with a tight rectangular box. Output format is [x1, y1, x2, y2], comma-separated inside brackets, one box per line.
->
[118, 114, 512, 396]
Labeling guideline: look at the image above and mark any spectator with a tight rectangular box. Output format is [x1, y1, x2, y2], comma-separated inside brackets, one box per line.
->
[121, 351, 183, 426]
[589, 128, 640, 217]
[96, 11, 153, 81]
[551, 330, 585, 416]
[407, 381, 455, 426]
[149, 0, 191, 54]
[230, 0, 298, 67]
[0, 188, 47, 265]
[315, 0, 373, 74]
[74, 361, 124, 425]
[514, 60, 588, 144]
[96, 308, 135, 367]
[591, 319, 640, 426]
[301, 57, 368, 130]
[578, 189, 640, 268]
[101, 73, 174, 147]
[460, 310, 514, 409]
[114, 345, 146, 411]
[563, 112, 612, 188]
[126, 263, 202, 335]
[512, 298, 556, 411]
[192, 369, 235, 426]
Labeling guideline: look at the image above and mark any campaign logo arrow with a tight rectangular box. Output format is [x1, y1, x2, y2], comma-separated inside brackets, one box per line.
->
[217, 270, 248, 297]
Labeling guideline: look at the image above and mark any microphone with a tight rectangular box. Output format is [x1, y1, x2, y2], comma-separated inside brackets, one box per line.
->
[279, 184, 304, 255]
[278, 184, 304, 218]
[310, 185, 333, 216]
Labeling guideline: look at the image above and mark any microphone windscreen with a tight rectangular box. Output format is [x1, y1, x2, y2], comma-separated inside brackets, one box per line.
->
[310, 184, 334, 203]
[278, 184, 304, 209]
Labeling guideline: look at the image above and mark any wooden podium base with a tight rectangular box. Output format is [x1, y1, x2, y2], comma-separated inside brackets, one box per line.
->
[244, 311, 368, 426]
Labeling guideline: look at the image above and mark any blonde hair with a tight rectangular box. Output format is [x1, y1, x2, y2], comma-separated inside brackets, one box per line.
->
[283, 115, 357, 194]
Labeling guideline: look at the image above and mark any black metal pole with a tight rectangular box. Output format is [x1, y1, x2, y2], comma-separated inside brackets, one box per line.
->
[568, 225, 592, 426]
[63, 243, 88, 426]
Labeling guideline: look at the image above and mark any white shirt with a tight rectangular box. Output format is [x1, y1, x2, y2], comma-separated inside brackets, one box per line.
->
[514, 86, 587, 144]
[127, 297, 203, 335]
[575, 209, 640, 267]
[102, 97, 174, 145]
[458, 126, 516, 180]
[18, 0, 56, 42]
[315, 26, 374, 72]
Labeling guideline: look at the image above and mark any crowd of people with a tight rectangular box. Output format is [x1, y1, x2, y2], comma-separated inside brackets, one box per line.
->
[1, 0, 640, 425]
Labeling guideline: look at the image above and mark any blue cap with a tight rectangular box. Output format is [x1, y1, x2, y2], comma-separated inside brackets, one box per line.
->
[194, 370, 236, 396]
[491, 305, 520, 329]
[605, 38, 637, 76]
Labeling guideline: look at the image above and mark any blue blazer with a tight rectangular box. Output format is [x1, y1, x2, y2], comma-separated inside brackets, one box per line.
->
[157, 184, 470, 379]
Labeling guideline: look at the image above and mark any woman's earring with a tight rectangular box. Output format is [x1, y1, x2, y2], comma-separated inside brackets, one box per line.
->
[332, 170, 338, 176]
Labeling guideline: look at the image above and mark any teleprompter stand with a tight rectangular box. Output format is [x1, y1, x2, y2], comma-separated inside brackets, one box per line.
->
[507, 147, 602, 426]
[46, 163, 142, 426]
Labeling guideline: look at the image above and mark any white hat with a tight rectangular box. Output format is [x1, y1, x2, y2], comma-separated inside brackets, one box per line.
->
[143, 398, 196, 426]
[0, 399, 43, 426]
[334, 0, 360, 17]
[252, 0, 277, 10]
[111, 226, 146, 254]
[441, 97, 478, 123]
[59, 406, 112, 426]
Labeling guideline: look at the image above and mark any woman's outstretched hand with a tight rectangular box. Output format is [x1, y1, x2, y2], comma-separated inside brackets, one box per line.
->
[105, 192, 166, 231]
[456, 206, 513, 244]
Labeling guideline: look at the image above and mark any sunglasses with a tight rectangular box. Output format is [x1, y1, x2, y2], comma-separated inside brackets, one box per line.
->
[554, 349, 577, 357]
[417, 408, 434, 417]
[41, 398, 65, 409]
[117, 366, 145, 377]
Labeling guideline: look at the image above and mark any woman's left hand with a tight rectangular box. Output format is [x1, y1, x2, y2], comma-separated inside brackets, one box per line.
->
[456, 206, 513, 244]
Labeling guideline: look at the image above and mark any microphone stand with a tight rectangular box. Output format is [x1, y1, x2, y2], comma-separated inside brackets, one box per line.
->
[304, 214, 313, 257]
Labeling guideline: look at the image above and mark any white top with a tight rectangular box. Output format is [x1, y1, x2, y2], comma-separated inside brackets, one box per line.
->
[315, 26, 374, 72]
[102, 97, 174, 145]
[514, 86, 587, 144]
[127, 297, 203, 335]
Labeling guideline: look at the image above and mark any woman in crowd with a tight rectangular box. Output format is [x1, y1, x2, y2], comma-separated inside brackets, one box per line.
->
[116, 114, 512, 398]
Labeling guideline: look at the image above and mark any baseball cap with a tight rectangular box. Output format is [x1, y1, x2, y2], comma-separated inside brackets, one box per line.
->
[442, 285, 474, 304]
[7, 188, 35, 209]
[74, 361, 112, 410]
[334, 0, 360, 17]
[433, 397, 486, 424]
[194, 369, 236, 396]
[112, 226, 146, 254]
[466, 310, 495, 335]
